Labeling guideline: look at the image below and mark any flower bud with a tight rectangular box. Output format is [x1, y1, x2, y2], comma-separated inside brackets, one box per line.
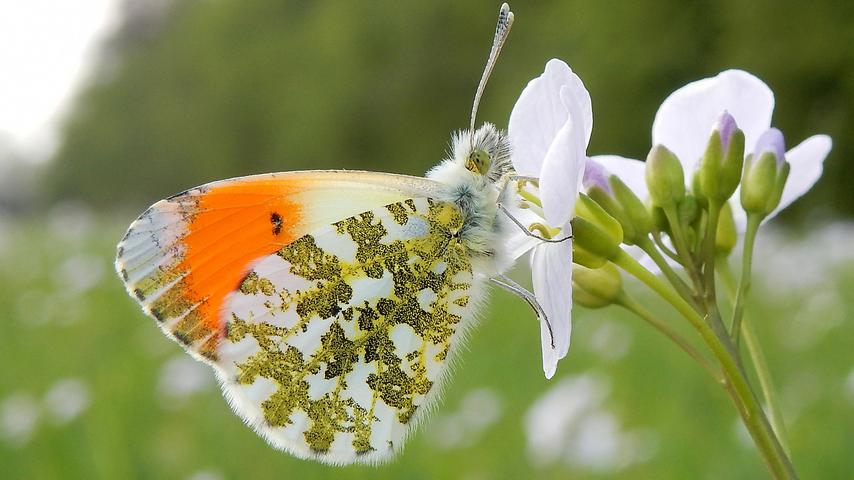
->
[575, 194, 623, 247]
[572, 263, 622, 309]
[645, 145, 686, 208]
[649, 204, 669, 233]
[678, 195, 700, 227]
[587, 187, 633, 241]
[582, 161, 612, 195]
[715, 201, 737, 255]
[741, 129, 790, 216]
[571, 215, 621, 263]
[572, 244, 608, 269]
[691, 169, 707, 205]
[584, 162, 633, 238]
[610, 175, 652, 243]
[698, 112, 745, 203]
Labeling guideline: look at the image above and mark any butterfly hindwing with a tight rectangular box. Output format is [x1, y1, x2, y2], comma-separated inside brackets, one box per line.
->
[215, 197, 478, 464]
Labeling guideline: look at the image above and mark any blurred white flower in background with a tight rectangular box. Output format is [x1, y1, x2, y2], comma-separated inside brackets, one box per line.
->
[47, 202, 96, 245]
[43, 378, 91, 425]
[186, 469, 225, 480]
[53, 253, 106, 296]
[588, 321, 633, 362]
[0, 393, 40, 447]
[428, 388, 503, 450]
[845, 368, 854, 404]
[157, 355, 215, 408]
[524, 374, 656, 472]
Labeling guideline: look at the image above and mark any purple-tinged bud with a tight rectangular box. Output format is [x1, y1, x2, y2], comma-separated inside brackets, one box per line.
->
[582, 161, 613, 195]
[742, 128, 790, 216]
[584, 162, 645, 244]
[753, 128, 786, 165]
[699, 111, 744, 202]
[715, 111, 737, 151]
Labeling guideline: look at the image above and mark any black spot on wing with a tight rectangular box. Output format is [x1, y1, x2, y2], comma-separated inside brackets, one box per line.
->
[271, 212, 283, 235]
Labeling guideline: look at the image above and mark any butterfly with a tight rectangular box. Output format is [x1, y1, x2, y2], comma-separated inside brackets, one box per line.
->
[115, 3, 558, 465]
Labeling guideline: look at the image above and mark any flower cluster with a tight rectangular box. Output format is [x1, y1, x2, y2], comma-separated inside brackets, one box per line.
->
[508, 60, 832, 379]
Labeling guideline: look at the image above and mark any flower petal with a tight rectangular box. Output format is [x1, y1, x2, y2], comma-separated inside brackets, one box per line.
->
[591, 155, 648, 200]
[509, 59, 592, 176]
[531, 240, 573, 379]
[652, 70, 774, 175]
[539, 86, 587, 227]
[771, 134, 832, 218]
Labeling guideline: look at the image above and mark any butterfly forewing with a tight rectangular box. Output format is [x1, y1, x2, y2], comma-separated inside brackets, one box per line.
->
[115, 171, 444, 360]
[216, 197, 476, 464]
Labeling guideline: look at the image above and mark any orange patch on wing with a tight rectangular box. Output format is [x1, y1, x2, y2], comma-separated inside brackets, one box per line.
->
[177, 178, 305, 334]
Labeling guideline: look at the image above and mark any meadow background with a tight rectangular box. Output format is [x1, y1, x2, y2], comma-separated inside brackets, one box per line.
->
[1, 1, 852, 478]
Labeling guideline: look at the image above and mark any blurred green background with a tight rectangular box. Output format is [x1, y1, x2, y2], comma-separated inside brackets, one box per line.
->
[2, 0, 853, 478]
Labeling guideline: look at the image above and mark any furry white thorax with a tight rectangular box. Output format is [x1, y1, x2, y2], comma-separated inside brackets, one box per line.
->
[426, 123, 516, 278]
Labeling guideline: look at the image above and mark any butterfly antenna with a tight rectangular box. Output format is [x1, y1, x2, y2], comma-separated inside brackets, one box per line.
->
[469, 3, 514, 148]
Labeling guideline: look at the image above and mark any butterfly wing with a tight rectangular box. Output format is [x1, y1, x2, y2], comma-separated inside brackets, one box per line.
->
[116, 172, 481, 464]
[217, 197, 478, 464]
[116, 170, 443, 360]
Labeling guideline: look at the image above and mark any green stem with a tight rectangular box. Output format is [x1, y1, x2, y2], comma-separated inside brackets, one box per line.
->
[731, 214, 762, 344]
[702, 200, 722, 305]
[617, 292, 720, 381]
[652, 230, 683, 264]
[718, 256, 792, 457]
[662, 205, 704, 292]
[637, 237, 698, 308]
[612, 250, 797, 479]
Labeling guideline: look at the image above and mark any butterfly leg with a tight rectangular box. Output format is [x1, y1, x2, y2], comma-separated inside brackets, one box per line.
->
[495, 174, 572, 244]
[497, 204, 572, 244]
[490, 274, 555, 348]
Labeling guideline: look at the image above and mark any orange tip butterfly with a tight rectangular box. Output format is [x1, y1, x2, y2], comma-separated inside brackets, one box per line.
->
[115, 3, 555, 465]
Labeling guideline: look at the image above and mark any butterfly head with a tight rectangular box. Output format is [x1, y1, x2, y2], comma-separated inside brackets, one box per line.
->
[453, 122, 513, 183]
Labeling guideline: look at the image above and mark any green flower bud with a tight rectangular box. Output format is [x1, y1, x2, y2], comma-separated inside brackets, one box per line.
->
[588, 186, 636, 242]
[691, 169, 707, 206]
[716, 201, 737, 255]
[741, 128, 789, 216]
[678, 195, 700, 227]
[741, 152, 777, 213]
[571, 216, 621, 262]
[575, 194, 623, 247]
[572, 263, 623, 309]
[573, 244, 608, 269]
[650, 204, 669, 233]
[645, 145, 686, 208]
[610, 175, 652, 244]
[698, 131, 723, 199]
[698, 112, 745, 203]
[720, 129, 745, 201]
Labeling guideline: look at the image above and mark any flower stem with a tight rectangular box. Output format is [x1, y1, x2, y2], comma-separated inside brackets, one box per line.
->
[616, 292, 720, 381]
[612, 250, 797, 478]
[662, 205, 704, 292]
[701, 200, 722, 306]
[731, 213, 762, 345]
[637, 237, 698, 308]
[652, 230, 683, 264]
[718, 256, 791, 456]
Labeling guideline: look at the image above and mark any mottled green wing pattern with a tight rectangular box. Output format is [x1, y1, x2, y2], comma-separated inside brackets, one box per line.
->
[212, 197, 477, 464]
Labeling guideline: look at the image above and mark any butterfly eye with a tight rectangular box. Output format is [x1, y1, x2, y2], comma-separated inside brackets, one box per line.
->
[465, 149, 492, 175]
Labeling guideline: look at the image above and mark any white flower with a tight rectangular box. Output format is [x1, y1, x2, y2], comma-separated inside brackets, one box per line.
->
[43, 378, 90, 425]
[595, 69, 832, 228]
[508, 59, 591, 378]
